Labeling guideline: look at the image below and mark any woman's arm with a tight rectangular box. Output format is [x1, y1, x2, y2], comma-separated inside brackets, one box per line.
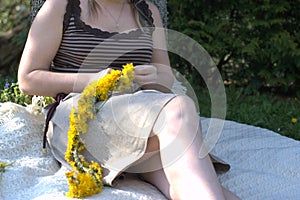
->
[134, 1, 174, 92]
[18, 0, 98, 97]
[149, 2, 174, 89]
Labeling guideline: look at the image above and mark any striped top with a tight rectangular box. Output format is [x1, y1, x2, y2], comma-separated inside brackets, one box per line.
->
[51, 0, 154, 73]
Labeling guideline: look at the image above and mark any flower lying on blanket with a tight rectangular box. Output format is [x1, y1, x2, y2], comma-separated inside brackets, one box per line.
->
[65, 63, 135, 198]
[0, 161, 14, 184]
[0, 161, 14, 173]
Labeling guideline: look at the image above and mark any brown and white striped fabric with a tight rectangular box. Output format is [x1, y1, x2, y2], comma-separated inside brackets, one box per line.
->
[51, 0, 154, 73]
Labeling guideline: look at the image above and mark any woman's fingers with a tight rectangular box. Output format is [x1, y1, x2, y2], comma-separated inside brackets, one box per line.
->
[134, 65, 157, 86]
[134, 65, 157, 75]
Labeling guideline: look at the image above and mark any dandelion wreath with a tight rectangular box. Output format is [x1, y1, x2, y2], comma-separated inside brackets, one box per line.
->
[65, 63, 135, 198]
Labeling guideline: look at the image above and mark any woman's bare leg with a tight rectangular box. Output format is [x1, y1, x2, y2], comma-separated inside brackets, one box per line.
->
[140, 96, 240, 200]
[141, 167, 240, 200]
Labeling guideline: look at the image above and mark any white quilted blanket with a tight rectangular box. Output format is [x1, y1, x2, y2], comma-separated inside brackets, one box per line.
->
[0, 101, 299, 200]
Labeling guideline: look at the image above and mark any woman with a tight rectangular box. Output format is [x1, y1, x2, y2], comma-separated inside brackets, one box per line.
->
[18, 0, 240, 199]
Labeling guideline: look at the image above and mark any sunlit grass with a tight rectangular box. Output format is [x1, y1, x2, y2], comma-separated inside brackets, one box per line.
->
[0, 77, 53, 106]
[198, 84, 300, 140]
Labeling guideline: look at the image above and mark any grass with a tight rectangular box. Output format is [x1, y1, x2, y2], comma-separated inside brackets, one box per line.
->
[197, 84, 300, 140]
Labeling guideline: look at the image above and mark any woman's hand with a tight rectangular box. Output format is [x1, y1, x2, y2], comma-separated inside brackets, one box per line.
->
[134, 64, 172, 93]
[134, 65, 158, 87]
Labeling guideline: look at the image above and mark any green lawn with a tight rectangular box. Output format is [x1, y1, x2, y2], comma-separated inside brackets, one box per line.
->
[198, 85, 300, 140]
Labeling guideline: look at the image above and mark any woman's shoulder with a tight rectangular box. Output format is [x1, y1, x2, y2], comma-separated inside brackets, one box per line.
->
[31, 0, 69, 32]
[33, 0, 68, 23]
[145, 1, 163, 27]
[44, 0, 68, 7]
[145, 1, 159, 15]
[40, 0, 68, 15]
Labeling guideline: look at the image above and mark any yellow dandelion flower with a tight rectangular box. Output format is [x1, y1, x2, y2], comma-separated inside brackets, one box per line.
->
[65, 63, 135, 198]
[66, 170, 75, 179]
[69, 108, 77, 123]
[116, 77, 129, 91]
[116, 64, 135, 91]
[122, 63, 135, 78]
[291, 118, 297, 124]
[0, 162, 6, 168]
[0, 161, 14, 174]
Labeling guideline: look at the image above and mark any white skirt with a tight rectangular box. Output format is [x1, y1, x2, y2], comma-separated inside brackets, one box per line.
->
[47, 90, 178, 186]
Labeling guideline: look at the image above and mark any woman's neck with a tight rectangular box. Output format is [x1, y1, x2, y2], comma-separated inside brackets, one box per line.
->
[96, 0, 128, 4]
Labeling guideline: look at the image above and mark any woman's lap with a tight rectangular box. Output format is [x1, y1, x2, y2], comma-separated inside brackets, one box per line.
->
[47, 90, 177, 185]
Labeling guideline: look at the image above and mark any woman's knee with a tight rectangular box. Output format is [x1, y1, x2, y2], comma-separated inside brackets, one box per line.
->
[164, 95, 198, 121]
[153, 95, 199, 136]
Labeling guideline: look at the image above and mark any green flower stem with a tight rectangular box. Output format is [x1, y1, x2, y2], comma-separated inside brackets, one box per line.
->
[0, 162, 14, 186]
[0, 162, 14, 173]
[96, 98, 109, 113]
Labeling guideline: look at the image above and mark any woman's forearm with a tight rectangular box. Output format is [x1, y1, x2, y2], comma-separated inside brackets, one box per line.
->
[157, 66, 174, 91]
[139, 65, 174, 93]
[18, 70, 94, 97]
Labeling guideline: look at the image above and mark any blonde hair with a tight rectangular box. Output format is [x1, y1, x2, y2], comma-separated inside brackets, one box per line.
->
[87, 0, 132, 15]
[87, 0, 142, 28]
[88, 0, 99, 17]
